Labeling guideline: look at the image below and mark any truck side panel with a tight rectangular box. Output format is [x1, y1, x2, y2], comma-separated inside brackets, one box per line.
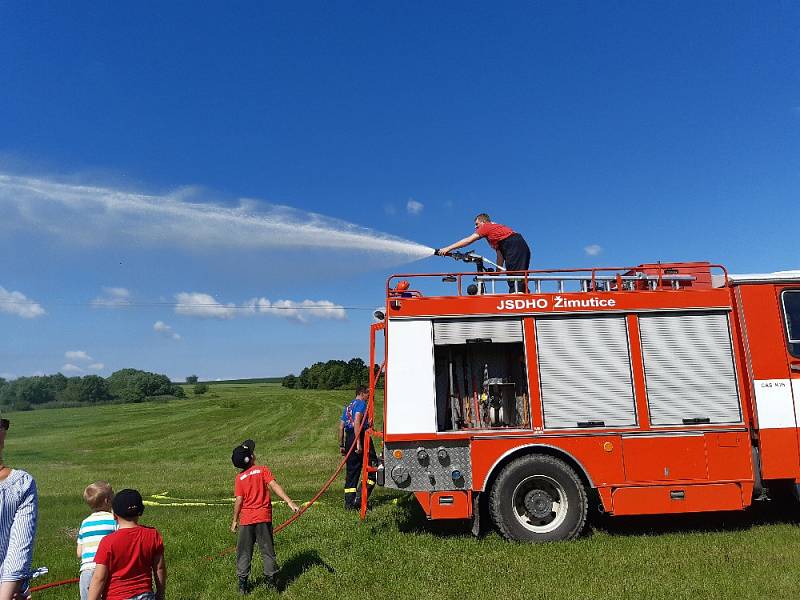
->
[385, 319, 437, 435]
[735, 285, 800, 480]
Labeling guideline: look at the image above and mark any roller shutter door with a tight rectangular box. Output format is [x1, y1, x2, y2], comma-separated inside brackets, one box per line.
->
[433, 318, 523, 346]
[639, 312, 742, 425]
[536, 315, 637, 429]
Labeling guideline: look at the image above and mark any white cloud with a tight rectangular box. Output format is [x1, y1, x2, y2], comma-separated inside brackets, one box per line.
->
[584, 244, 603, 256]
[0, 286, 46, 319]
[153, 320, 181, 340]
[64, 350, 103, 370]
[92, 287, 131, 308]
[406, 199, 424, 215]
[246, 298, 347, 324]
[174, 292, 238, 319]
[174, 291, 346, 324]
[0, 173, 432, 262]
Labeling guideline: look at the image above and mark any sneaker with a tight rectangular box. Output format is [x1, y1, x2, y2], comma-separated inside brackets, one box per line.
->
[238, 577, 249, 595]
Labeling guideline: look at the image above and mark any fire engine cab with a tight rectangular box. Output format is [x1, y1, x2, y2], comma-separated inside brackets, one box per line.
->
[359, 259, 800, 542]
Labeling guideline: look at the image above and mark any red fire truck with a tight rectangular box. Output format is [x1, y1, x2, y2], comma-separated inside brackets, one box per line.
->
[359, 258, 800, 542]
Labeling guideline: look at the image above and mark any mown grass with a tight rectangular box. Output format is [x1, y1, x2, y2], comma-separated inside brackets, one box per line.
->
[6, 383, 800, 599]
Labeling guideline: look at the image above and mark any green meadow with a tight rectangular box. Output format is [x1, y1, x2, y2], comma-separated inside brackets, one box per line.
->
[7, 383, 800, 599]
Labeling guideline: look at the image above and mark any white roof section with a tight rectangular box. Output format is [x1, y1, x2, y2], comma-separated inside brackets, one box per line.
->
[714, 270, 800, 286]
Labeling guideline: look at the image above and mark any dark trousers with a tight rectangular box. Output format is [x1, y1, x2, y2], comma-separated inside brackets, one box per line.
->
[344, 429, 377, 509]
[499, 233, 531, 292]
[236, 522, 278, 580]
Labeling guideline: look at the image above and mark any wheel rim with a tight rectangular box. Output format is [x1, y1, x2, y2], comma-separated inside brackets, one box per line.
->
[511, 475, 568, 534]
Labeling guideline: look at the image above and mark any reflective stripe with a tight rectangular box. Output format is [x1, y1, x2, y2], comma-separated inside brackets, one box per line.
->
[344, 488, 357, 493]
[367, 480, 375, 486]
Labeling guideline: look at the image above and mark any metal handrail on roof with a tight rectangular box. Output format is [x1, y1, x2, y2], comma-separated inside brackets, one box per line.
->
[387, 263, 729, 298]
[475, 273, 696, 294]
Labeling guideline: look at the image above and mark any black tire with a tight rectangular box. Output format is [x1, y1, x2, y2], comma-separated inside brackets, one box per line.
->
[489, 454, 587, 542]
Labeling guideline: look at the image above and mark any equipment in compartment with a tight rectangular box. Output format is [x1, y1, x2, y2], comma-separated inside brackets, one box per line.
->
[434, 341, 530, 431]
[484, 377, 517, 426]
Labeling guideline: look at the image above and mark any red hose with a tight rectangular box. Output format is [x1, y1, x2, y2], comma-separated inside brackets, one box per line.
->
[30, 577, 80, 593]
[275, 434, 359, 534]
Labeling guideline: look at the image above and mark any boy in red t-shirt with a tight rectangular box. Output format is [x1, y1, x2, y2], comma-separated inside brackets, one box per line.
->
[88, 489, 166, 600]
[231, 440, 299, 595]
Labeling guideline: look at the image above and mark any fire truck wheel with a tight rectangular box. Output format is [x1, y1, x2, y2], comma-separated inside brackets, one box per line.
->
[489, 454, 587, 542]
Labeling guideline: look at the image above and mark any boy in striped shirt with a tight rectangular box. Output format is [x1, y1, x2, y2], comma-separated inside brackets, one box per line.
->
[76, 482, 116, 600]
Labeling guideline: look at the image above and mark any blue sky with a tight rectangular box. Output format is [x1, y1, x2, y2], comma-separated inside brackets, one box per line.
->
[1, 1, 798, 380]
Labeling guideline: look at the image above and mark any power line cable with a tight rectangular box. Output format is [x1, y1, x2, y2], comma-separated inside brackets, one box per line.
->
[0, 299, 378, 311]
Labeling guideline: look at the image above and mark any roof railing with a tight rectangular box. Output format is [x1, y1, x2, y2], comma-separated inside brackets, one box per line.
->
[387, 264, 729, 298]
[474, 273, 696, 294]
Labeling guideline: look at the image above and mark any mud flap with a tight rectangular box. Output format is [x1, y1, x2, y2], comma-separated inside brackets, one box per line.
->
[471, 491, 481, 537]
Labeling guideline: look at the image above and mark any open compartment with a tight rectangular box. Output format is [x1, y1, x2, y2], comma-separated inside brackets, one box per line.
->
[433, 318, 531, 431]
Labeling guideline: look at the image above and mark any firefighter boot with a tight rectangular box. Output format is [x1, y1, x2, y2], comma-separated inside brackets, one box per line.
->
[238, 577, 249, 595]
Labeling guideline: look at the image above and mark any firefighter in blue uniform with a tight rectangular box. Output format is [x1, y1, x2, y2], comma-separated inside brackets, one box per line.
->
[339, 386, 377, 509]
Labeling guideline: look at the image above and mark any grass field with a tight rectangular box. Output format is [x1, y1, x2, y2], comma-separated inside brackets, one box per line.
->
[6, 383, 800, 599]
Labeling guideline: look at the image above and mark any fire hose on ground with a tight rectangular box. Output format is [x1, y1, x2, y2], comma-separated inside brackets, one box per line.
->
[30, 420, 370, 595]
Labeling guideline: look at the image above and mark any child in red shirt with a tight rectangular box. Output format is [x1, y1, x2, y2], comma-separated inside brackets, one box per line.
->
[231, 439, 299, 595]
[88, 489, 166, 600]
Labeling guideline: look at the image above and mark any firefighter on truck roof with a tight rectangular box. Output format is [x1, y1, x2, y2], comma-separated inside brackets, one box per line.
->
[434, 213, 531, 293]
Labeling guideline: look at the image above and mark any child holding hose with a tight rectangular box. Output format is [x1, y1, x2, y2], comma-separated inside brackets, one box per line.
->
[230, 439, 299, 595]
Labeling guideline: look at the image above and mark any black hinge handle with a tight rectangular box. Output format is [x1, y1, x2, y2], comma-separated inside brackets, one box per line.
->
[682, 417, 711, 425]
[577, 420, 605, 428]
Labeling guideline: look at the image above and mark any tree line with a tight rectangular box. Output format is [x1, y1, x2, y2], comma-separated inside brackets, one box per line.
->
[281, 358, 380, 390]
[0, 369, 185, 411]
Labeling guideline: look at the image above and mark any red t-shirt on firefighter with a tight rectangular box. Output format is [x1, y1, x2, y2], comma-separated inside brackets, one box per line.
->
[234, 464, 276, 525]
[93, 526, 164, 600]
[476, 222, 515, 249]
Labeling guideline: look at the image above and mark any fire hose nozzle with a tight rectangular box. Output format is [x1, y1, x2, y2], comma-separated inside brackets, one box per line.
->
[449, 250, 478, 262]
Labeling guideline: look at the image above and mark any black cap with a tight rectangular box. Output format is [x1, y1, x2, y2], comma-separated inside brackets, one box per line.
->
[112, 489, 144, 519]
[232, 440, 256, 469]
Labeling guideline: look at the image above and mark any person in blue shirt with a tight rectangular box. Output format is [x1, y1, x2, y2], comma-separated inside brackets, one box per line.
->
[338, 387, 377, 510]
